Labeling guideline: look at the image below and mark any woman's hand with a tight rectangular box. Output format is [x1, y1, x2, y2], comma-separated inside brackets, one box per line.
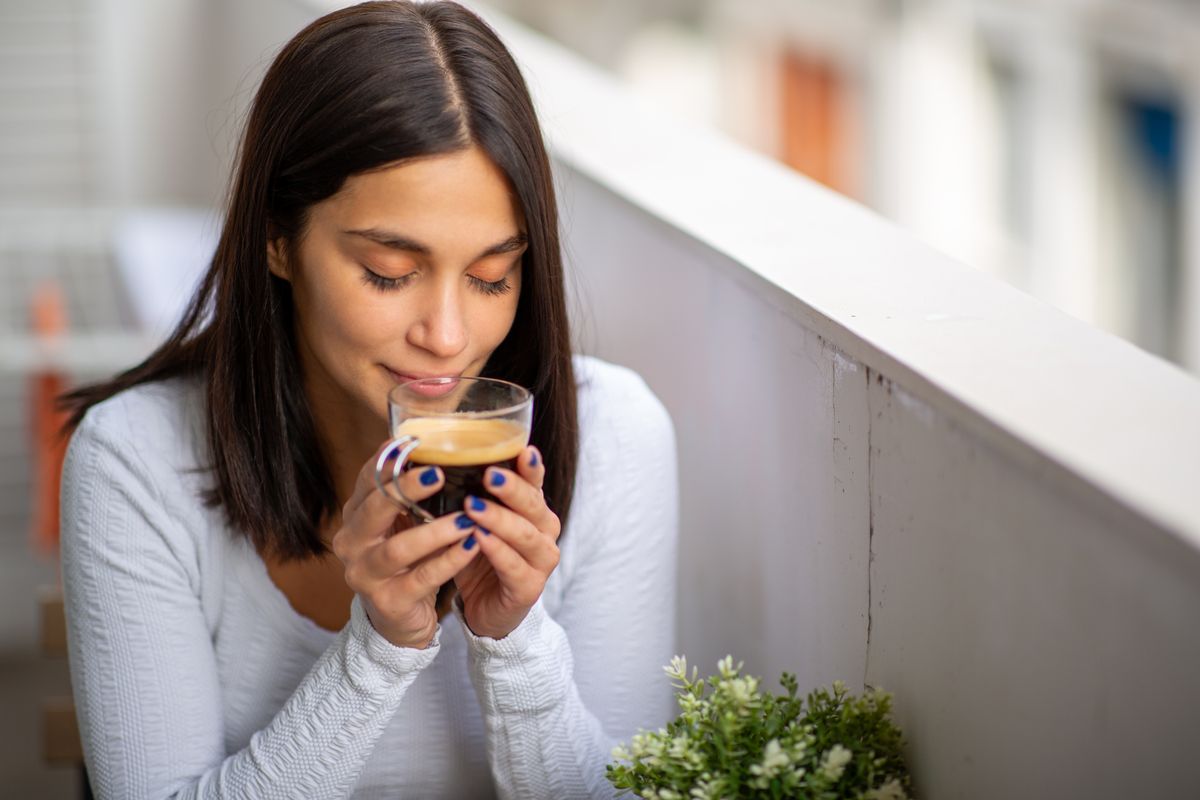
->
[453, 445, 562, 639]
[331, 442, 482, 649]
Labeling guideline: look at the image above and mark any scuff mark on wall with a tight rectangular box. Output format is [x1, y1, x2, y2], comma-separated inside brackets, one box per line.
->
[830, 344, 872, 692]
[864, 366, 876, 688]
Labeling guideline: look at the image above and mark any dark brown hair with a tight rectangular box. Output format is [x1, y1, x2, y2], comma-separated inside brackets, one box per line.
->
[59, 0, 578, 561]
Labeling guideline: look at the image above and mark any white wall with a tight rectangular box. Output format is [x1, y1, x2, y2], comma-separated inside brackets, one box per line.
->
[867, 373, 1200, 795]
[87, 0, 313, 208]
[483, 7, 1200, 796]
[558, 170, 871, 692]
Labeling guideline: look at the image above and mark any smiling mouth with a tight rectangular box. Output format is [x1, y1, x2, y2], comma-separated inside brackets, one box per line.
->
[383, 366, 463, 382]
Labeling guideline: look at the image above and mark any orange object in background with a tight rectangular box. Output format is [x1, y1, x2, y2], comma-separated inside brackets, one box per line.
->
[778, 48, 858, 199]
[30, 282, 70, 555]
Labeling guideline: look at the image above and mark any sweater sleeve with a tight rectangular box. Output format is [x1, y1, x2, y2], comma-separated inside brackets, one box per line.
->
[453, 369, 680, 799]
[60, 409, 440, 800]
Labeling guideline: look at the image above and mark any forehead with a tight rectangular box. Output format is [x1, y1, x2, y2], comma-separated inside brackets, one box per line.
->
[319, 146, 526, 239]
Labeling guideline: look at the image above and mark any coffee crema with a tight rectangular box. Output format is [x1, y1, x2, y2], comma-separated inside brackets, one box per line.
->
[394, 417, 528, 518]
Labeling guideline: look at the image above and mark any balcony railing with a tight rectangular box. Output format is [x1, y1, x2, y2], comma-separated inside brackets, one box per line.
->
[472, 6, 1200, 797]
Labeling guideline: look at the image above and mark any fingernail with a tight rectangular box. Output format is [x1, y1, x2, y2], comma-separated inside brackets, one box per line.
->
[463, 534, 476, 550]
[479, 526, 491, 536]
[529, 448, 539, 467]
[489, 470, 506, 488]
[455, 513, 474, 529]
[468, 495, 486, 512]
[420, 467, 439, 486]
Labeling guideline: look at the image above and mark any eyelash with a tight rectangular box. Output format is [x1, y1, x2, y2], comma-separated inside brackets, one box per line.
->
[359, 267, 513, 296]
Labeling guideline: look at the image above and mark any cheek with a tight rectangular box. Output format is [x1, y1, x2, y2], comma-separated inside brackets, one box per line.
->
[295, 271, 390, 361]
[481, 283, 521, 346]
[497, 269, 522, 329]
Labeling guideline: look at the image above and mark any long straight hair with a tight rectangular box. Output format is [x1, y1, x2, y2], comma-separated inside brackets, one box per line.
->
[59, 1, 578, 561]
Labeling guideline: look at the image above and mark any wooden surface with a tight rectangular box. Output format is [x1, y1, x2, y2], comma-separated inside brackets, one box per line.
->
[39, 586, 67, 657]
[38, 585, 82, 765]
[42, 697, 82, 764]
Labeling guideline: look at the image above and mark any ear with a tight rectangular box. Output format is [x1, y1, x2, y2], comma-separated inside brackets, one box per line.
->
[266, 236, 290, 282]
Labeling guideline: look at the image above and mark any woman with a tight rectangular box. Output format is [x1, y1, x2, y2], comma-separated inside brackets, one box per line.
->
[58, 2, 679, 798]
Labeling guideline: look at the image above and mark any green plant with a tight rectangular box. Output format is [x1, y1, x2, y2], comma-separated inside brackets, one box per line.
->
[607, 656, 913, 800]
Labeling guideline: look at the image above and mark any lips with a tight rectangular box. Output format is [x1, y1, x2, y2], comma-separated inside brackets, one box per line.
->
[384, 366, 463, 382]
[383, 367, 466, 399]
[384, 366, 462, 398]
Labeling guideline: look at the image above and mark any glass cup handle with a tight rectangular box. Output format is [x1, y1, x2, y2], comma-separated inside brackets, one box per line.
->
[373, 435, 437, 525]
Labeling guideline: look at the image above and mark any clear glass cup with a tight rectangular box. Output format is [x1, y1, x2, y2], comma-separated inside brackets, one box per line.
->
[374, 376, 533, 524]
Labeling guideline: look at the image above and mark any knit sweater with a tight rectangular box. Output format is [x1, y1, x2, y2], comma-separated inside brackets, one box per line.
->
[60, 353, 679, 799]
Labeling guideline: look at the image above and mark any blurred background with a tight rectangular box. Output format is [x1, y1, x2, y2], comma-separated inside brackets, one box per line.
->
[492, 0, 1198, 371]
[1, 0, 1196, 795]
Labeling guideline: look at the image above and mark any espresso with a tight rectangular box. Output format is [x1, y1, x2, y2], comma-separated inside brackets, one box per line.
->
[395, 417, 527, 518]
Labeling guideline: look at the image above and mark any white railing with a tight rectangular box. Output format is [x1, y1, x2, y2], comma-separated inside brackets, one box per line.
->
[474, 6, 1200, 798]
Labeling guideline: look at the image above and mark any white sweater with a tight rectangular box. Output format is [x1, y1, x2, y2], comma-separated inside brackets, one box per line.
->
[60, 354, 679, 800]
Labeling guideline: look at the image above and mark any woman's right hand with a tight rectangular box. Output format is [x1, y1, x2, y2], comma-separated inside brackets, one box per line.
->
[331, 442, 481, 649]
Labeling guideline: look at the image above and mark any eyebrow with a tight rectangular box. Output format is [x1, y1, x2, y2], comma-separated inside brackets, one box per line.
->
[345, 228, 528, 260]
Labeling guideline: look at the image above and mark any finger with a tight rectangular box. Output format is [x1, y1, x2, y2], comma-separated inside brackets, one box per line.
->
[346, 438, 445, 514]
[473, 525, 543, 605]
[517, 445, 545, 489]
[463, 494, 559, 573]
[362, 510, 476, 580]
[345, 439, 403, 517]
[360, 462, 447, 528]
[335, 446, 445, 559]
[393, 463, 446, 508]
[393, 529, 484, 600]
[481, 464, 561, 542]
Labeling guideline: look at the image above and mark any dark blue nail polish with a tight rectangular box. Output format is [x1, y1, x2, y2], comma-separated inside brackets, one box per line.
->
[463, 534, 476, 550]
[489, 470, 506, 488]
[420, 467, 439, 486]
[480, 526, 491, 536]
[455, 514, 474, 530]
[469, 495, 486, 512]
[529, 449, 539, 467]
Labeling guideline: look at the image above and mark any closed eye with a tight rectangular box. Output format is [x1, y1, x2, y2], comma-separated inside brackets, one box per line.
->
[359, 266, 515, 296]
[468, 275, 514, 296]
[360, 266, 415, 292]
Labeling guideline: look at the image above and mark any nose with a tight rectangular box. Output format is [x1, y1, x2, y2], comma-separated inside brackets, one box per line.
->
[405, 279, 468, 358]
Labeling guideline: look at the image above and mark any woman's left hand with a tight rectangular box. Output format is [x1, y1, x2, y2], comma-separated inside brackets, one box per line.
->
[452, 445, 561, 639]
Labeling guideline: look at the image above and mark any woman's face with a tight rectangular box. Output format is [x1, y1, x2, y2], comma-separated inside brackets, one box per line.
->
[269, 145, 527, 427]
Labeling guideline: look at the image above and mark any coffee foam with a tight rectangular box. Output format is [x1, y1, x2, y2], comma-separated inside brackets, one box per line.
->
[395, 417, 527, 466]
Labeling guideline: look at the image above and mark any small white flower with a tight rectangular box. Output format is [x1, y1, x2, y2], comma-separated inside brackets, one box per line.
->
[611, 744, 631, 761]
[667, 735, 691, 759]
[726, 677, 755, 707]
[865, 778, 908, 800]
[748, 739, 792, 780]
[818, 744, 853, 782]
[716, 655, 743, 678]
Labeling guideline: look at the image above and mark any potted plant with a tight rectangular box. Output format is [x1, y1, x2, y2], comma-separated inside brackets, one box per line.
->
[607, 656, 913, 800]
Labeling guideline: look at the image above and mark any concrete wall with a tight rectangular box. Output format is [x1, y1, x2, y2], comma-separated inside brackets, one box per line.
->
[86, 0, 313, 208]
[552, 147, 1200, 799]
[486, 9, 1200, 797]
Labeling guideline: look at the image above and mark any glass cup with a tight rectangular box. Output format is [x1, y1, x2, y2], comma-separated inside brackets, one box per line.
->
[374, 375, 533, 524]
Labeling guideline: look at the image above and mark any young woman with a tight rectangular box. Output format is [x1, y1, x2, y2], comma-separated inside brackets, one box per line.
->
[58, 2, 678, 798]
